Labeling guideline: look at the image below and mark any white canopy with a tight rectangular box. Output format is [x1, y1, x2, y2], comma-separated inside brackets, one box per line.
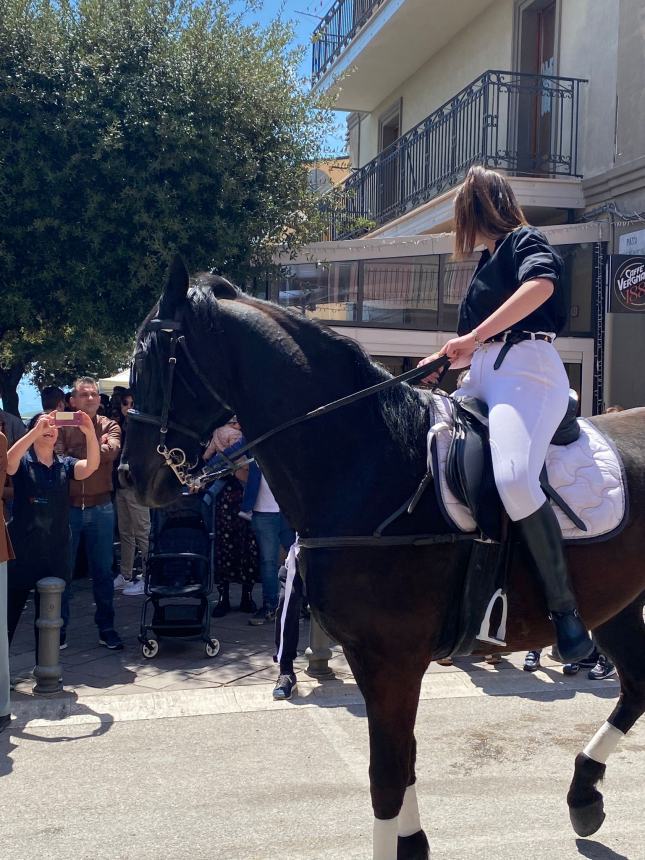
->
[98, 369, 129, 395]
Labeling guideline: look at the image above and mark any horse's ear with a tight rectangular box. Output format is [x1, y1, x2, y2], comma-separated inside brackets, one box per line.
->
[209, 275, 238, 300]
[159, 254, 189, 318]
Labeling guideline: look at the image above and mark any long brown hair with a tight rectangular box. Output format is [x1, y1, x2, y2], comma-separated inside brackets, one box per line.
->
[454, 166, 527, 259]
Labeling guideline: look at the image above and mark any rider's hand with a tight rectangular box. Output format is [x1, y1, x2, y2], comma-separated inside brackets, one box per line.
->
[416, 352, 444, 384]
[440, 332, 477, 365]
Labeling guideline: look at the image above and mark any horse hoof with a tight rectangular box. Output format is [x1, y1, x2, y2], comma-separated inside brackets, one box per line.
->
[569, 798, 606, 837]
[397, 829, 430, 859]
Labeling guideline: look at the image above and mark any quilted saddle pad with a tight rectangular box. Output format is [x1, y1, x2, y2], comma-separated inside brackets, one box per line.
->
[428, 394, 628, 544]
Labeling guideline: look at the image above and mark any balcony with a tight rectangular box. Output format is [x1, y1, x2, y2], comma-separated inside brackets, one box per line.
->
[312, 0, 385, 81]
[321, 70, 586, 241]
[311, 0, 496, 111]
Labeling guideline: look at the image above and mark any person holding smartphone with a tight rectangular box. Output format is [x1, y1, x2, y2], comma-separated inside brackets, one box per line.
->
[5, 411, 99, 650]
[0, 429, 14, 733]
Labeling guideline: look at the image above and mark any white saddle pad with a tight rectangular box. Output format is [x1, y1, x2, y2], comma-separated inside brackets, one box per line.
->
[428, 394, 627, 543]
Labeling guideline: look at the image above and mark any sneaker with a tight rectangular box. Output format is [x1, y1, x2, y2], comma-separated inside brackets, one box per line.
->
[523, 650, 541, 672]
[248, 607, 276, 626]
[123, 579, 145, 596]
[563, 662, 581, 675]
[113, 574, 131, 590]
[98, 630, 124, 650]
[237, 510, 253, 522]
[588, 655, 617, 680]
[273, 672, 297, 700]
[564, 649, 599, 675]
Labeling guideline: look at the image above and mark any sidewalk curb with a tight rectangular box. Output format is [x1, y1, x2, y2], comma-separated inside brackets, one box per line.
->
[9, 669, 619, 728]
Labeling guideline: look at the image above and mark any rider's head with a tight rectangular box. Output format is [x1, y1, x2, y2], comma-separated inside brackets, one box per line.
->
[454, 166, 527, 258]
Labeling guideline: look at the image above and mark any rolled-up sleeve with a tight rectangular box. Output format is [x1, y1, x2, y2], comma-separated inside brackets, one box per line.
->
[513, 228, 561, 287]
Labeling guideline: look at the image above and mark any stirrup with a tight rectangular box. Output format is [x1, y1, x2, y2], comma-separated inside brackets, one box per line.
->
[476, 588, 508, 646]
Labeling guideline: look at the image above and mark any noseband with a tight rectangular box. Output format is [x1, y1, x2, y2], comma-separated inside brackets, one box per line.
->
[130, 309, 451, 491]
[128, 315, 238, 487]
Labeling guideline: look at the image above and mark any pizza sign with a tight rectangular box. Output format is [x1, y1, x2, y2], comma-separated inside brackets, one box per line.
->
[608, 255, 645, 313]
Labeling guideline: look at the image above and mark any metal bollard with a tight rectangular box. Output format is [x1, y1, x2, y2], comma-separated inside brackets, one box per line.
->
[33, 577, 65, 695]
[305, 615, 335, 678]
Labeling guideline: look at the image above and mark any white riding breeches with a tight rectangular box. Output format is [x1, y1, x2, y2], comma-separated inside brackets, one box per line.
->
[454, 339, 570, 522]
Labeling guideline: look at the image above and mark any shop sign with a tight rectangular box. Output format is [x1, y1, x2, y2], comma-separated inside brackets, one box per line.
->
[618, 229, 645, 256]
[608, 255, 645, 313]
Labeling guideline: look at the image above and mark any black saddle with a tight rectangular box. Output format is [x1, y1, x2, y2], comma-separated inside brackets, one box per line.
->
[445, 390, 582, 542]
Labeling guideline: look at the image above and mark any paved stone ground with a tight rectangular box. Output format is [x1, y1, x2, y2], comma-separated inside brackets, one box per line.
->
[9, 579, 310, 699]
[8, 577, 624, 728]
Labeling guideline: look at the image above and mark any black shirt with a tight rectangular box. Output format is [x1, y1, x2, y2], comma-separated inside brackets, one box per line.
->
[8, 450, 77, 587]
[457, 226, 566, 336]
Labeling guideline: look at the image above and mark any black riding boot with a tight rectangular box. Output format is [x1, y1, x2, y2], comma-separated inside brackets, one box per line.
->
[517, 501, 593, 663]
[211, 582, 230, 618]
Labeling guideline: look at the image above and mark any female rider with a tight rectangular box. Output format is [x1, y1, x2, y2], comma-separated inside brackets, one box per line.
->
[419, 165, 593, 663]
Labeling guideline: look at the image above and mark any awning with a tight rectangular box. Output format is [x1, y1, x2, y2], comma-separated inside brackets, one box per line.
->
[99, 369, 129, 395]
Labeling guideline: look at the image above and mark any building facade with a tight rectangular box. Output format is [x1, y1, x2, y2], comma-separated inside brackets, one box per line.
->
[275, 0, 645, 413]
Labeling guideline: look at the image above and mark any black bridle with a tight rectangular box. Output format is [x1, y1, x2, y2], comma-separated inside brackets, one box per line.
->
[128, 315, 238, 486]
[129, 311, 451, 492]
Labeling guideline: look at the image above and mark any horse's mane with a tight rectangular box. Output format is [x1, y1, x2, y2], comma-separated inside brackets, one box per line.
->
[188, 285, 430, 455]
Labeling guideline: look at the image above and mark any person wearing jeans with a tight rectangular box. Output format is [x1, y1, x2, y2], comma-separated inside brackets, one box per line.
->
[58, 377, 123, 650]
[248, 467, 295, 625]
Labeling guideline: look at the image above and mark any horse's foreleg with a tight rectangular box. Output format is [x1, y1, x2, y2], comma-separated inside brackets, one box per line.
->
[345, 648, 429, 860]
[397, 735, 431, 859]
[568, 594, 645, 837]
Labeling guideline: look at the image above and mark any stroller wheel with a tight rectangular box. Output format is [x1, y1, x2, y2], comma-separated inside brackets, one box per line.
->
[205, 639, 220, 658]
[142, 639, 159, 659]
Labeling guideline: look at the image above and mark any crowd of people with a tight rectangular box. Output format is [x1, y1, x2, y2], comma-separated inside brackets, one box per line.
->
[0, 376, 301, 731]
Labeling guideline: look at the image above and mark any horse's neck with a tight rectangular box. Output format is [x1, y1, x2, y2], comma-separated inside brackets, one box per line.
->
[218, 302, 430, 534]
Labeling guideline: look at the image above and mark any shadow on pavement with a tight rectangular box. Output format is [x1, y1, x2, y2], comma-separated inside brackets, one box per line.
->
[0, 695, 114, 779]
[453, 655, 620, 703]
[576, 838, 630, 859]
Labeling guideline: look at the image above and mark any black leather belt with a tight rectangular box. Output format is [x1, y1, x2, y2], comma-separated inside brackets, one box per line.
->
[484, 330, 555, 370]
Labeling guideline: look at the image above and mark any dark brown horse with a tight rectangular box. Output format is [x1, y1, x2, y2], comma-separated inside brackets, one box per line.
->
[124, 258, 645, 860]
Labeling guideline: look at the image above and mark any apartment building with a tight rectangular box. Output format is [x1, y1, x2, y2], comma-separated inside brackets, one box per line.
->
[273, 0, 645, 413]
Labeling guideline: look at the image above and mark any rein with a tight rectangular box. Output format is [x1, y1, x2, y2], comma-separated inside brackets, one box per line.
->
[130, 309, 450, 488]
[130, 308, 460, 547]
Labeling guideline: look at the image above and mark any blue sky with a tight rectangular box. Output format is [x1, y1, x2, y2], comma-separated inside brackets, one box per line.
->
[236, 0, 348, 154]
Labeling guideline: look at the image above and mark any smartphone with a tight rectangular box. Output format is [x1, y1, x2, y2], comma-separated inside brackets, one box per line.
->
[54, 411, 82, 427]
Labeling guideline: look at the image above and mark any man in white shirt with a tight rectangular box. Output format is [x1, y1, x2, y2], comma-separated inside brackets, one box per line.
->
[247, 469, 295, 626]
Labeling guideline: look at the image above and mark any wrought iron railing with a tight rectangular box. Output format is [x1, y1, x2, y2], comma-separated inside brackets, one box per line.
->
[312, 0, 385, 81]
[321, 69, 586, 241]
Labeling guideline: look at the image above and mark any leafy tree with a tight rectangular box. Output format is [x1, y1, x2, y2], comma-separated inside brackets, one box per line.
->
[0, 0, 332, 413]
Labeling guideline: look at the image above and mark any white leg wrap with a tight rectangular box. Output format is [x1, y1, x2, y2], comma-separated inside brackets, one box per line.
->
[398, 784, 422, 838]
[373, 817, 398, 860]
[583, 721, 625, 764]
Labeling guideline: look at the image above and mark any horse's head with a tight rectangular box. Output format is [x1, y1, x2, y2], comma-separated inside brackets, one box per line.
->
[124, 255, 237, 506]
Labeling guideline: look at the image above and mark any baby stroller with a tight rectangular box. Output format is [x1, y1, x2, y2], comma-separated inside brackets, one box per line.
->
[139, 490, 220, 659]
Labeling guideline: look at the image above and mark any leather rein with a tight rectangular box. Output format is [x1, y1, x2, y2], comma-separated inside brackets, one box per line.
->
[128, 311, 470, 549]
[129, 311, 451, 496]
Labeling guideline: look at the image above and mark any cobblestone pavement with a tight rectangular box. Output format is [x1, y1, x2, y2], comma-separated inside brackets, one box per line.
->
[8, 577, 620, 726]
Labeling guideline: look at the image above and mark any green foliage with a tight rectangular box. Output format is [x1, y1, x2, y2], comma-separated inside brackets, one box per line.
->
[0, 0, 332, 402]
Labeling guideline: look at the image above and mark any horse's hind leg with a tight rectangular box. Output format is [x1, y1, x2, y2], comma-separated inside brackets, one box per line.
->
[567, 592, 645, 837]
[344, 647, 429, 860]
